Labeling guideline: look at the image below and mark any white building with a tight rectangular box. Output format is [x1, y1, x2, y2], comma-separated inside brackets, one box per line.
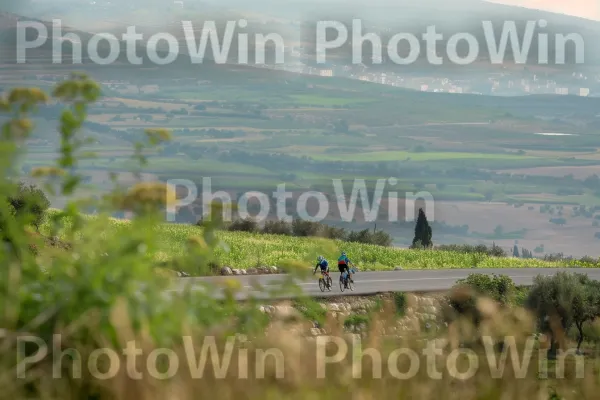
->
[555, 87, 568, 95]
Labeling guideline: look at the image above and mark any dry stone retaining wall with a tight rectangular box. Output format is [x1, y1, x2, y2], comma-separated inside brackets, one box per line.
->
[259, 293, 448, 338]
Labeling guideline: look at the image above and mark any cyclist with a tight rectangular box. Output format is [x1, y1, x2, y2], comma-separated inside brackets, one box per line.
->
[313, 255, 330, 276]
[337, 251, 355, 283]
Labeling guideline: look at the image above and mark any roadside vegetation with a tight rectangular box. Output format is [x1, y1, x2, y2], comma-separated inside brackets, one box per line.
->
[34, 209, 600, 274]
[4, 74, 600, 400]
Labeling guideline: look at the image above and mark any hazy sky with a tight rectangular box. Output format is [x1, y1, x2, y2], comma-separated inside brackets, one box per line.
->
[491, 0, 600, 20]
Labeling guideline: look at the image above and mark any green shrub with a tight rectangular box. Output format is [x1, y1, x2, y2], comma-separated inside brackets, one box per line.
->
[7, 182, 50, 231]
[291, 217, 322, 237]
[394, 291, 407, 315]
[372, 230, 393, 246]
[343, 313, 371, 330]
[293, 297, 327, 325]
[346, 228, 393, 246]
[262, 219, 293, 235]
[321, 224, 347, 240]
[513, 286, 530, 307]
[455, 273, 516, 306]
[435, 243, 507, 257]
[447, 273, 516, 326]
[227, 216, 259, 233]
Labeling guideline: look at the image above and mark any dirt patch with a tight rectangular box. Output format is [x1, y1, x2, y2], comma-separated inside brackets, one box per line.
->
[417, 201, 600, 257]
[104, 97, 193, 111]
[193, 134, 266, 143]
[498, 165, 600, 179]
[80, 170, 159, 184]
[292, 197, 600, 256]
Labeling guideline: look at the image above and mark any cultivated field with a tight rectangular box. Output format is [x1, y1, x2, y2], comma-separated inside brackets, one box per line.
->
[498, 165, 600, 179]
[5, 36, 600, 258]
[40, 210, 600, 273]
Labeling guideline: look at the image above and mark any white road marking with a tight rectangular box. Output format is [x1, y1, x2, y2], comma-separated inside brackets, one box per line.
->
[240, 274, 543, 288]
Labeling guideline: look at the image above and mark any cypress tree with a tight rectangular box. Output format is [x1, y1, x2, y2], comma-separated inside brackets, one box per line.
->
[412, 208, 432, 248]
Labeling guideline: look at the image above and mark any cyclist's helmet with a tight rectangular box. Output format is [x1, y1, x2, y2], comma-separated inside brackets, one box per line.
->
[341, 252, 346, 257]
[317, 255, 324, 262]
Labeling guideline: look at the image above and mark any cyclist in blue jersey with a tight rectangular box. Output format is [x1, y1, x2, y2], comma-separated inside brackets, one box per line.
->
[313, 255, 330, 276]
[337, 251, 355, 283]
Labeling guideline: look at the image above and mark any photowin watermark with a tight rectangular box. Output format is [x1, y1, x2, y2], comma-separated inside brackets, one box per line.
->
[15, 19, 285, 65]
[15, 334, 585, 380]
[164, 177, 434, 223]
[313, 19, 584, 65]
[317, 334, 583, 380]
[15, 18, 584, 66]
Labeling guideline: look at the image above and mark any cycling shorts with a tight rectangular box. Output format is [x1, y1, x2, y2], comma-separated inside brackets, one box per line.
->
[338, 263, 350, 273]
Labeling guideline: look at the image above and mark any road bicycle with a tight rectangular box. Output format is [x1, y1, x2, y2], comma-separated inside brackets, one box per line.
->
[339, 268, 355, 292]
[318, 271, 333, 292]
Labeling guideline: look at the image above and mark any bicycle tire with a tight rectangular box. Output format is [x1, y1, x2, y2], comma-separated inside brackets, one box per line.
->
[327, 276, 333, 291]
[348, 278, 355, 291]
[339, 277, 346, 292]
[319, 278, 326, 292]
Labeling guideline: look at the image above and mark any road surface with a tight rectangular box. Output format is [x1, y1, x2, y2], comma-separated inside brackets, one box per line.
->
[167, 267, 600, 300]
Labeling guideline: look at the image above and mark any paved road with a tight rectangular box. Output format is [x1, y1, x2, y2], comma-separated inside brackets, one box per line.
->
[167, 268, 600, 300]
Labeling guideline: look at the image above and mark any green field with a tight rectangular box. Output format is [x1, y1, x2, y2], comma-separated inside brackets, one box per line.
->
[287, 94, 377, 106]
[41, 210, 599, 274]
[9, 58, 600, 257]
[83, 157, 276, 176]
[305, 151, 536, 162]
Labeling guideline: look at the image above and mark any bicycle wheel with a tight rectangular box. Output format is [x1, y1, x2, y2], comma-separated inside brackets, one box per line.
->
[327, 276, 333, 291]
[347, 277, 355, 291]
[319, 278, 326, 292]
[339, 277, 346, 292]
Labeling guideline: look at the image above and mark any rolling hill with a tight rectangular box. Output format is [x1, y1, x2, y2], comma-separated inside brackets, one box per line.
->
[3, 0, 600, 70]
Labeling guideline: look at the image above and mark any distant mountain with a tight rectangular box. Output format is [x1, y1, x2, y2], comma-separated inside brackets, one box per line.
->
[0, 1, 32, 15]
[171, 0, 600, 70]
[4, 0, 600, 70]
[199, 0, 600, 28]
[0, 12, 297, 87]
[0, 11, 292, 68]
[3, 9, 600, 130]
[297, 0, 600, 70]
[2, 0, 600, 85]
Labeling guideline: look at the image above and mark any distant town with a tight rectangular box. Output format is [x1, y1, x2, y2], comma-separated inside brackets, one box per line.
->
[264, 54, 599, 97]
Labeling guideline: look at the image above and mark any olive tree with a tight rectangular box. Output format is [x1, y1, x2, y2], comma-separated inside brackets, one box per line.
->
[526, 272, 600, 356]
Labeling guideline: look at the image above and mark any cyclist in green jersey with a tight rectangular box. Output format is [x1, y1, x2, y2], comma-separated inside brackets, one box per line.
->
[337, 251, 355, 283]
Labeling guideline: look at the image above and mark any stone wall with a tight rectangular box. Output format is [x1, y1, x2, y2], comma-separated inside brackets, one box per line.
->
[259, 292, 448, 338]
